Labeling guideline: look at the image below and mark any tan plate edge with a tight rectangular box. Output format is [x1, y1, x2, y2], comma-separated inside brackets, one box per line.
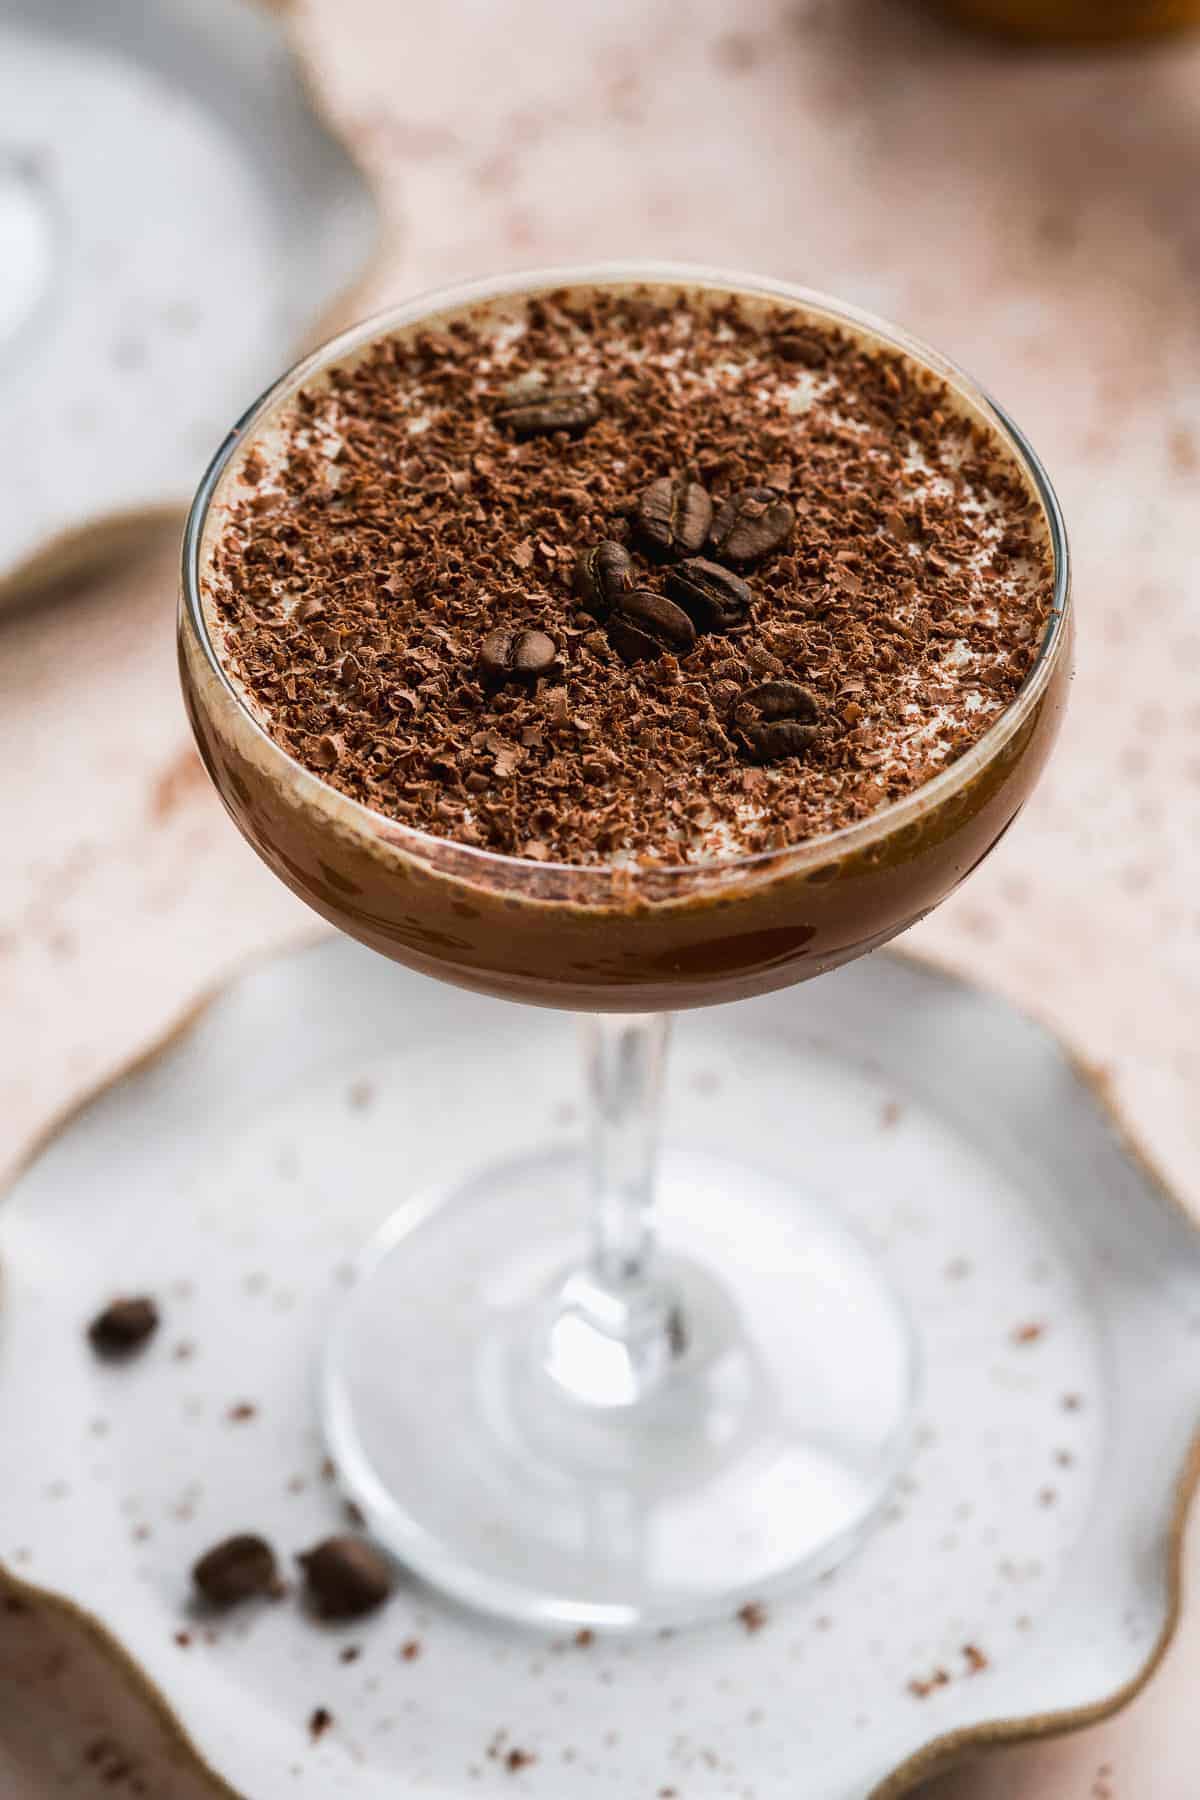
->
[2, 935, 1199, 1800]
[0, 1561, 241, 1800]
[869, 1433, 1200, 1798]
[869, 946, 1200, 1796]
[2, 924, 326, 1195]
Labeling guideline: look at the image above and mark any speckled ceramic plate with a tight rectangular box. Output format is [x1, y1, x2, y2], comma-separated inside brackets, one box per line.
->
[1, 937, 1197, 1798]
[0, 0, 380, 608]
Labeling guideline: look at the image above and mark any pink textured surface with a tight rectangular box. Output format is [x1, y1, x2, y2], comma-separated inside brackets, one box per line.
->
[1, 1, 1198, 1793]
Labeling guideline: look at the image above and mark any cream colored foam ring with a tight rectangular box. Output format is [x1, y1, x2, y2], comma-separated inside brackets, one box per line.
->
[0, 0, 379, 609]
[0, 937, 1197, 1796]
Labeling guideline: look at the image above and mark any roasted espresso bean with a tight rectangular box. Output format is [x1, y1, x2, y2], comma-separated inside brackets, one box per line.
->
[574, 541, 634, 618]
[478, 627, 557, 684]
[193, 1535, 282, 1608]
[297, 1536, 395, 1620]
[773, 330, 826, 369]
[605, 588, 697, 663]
[635, 475, 713, 560]
[88, 1296, 159, 1358]
[492, 388, 600, 438]
[664, 557, 752, 632]
[734, 681, 821, 762]
[710, 487, 795, 564]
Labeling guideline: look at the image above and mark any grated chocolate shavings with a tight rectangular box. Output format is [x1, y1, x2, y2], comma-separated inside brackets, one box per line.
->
[206, 288, 1053, 866]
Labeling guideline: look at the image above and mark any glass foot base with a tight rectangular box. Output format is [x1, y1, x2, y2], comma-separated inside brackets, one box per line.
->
[321, 1148, 918, 1631]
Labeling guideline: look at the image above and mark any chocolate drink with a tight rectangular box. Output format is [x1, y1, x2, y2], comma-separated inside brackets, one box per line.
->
[181, 273, 1070, 1011]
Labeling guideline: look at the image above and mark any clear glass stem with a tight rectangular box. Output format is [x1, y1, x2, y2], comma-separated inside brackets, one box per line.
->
[585, 1012, 669, 1287]
[542, 1012, 683, 1408]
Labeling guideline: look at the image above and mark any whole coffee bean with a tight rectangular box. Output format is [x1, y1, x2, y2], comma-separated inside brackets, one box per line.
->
[88, 1296, 159, 1358]
[605, 588, 697, 664]
[492, 388, 600, 438]
[663, 557, 752, 632]
[773, 330, 825, 369]
[635, 475, 712, 560]
[734, 681, 821, 762]
[710, 487, 795, 564]
[193, 1534, 282, 1608]
[574, 541, 634, 618]
[297, 1536, 395, 1620]
[478, 627, 557, 684]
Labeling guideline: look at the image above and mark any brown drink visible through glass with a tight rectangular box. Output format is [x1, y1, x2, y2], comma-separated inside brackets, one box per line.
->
[184, 275, 1066, 1013]
[180, 268, 1070, 1629]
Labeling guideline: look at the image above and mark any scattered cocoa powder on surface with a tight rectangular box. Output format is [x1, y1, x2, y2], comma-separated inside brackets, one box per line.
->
[205, 286, 1053, 867]
[907, 1665, 951, 1699]
[909, 1642, 991, 1696]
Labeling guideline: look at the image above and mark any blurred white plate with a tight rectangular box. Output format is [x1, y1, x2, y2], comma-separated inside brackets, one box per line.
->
[1, 938, 1197, 1797]
[0, 0, 380, 608]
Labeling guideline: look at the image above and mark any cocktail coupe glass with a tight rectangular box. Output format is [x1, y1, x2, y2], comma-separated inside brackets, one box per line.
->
[180, 265, 1072, 1631]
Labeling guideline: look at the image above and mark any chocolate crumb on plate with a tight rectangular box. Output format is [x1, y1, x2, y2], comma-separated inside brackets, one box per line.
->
[87, 1297, 159, 1358]
[192, 1534, 282, 1608]
[297, 1535, 395, 1620]
[907, 1665, 952, 1699]
[308, 1706, 334, 1742]
[737, 1600, 768, 1634]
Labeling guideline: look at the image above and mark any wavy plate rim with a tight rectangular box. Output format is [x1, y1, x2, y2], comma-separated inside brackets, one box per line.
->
[2, 931, 1197, 1800]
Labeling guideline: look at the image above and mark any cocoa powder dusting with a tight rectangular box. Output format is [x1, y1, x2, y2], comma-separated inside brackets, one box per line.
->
[205, 287, 1053, 866]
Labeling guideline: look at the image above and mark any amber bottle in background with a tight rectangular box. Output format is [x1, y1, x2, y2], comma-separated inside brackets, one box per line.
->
[936, 0, 1200, 41]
